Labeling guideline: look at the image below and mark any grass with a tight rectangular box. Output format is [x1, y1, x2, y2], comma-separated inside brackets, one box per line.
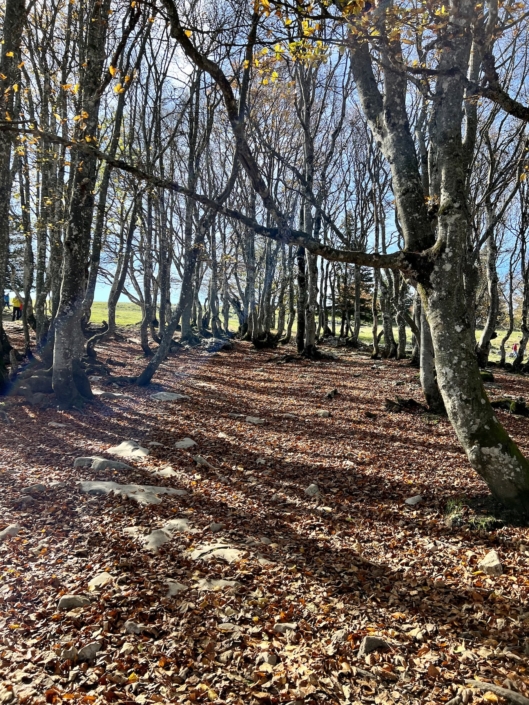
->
[89, 301, 517, 362]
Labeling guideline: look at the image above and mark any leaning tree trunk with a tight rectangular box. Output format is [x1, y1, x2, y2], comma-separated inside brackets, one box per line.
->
[499, 269, 514, 367]
[420, 308, 445, 413]
[296, 247, 307, 354]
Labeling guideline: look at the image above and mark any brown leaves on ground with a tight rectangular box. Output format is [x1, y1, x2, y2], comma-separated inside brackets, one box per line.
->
[0, 324, 528, 705]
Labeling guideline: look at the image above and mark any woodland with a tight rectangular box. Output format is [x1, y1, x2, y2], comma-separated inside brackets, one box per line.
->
[1, 0, 529, 704]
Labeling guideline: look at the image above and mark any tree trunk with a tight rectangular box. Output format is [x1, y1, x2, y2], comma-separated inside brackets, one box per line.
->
[296, 247, 307, 354]
[476, 233, 499, 368]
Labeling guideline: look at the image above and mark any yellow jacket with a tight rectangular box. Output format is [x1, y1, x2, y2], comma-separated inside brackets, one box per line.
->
[12, 297, 22, 308]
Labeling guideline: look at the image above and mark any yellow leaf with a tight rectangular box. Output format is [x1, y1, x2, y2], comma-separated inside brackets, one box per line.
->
[128, 673, 139, 682]
[0, 73, 7, 80]
[262, 78, 269, 85]
[6, 52, 14, 58]
[184, 29, 192, 37]
[12, 83, 18, 92]
[113, 83, 125, 93]
[81, 110, 88, 118]
[483, 694, 498, 703]
[285, 18, 292, 26]
[108, 65, 116, 76]
[18, 61, 24, 68]
[5, 112, 12, 122]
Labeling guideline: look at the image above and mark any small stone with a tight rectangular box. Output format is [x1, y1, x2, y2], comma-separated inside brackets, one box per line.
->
[99, 391, 126, 399]
[151, 392, 190, 402]
[246, 416, 265, 425]
[107, 440, 150, 459]
[405, 495, 423, 506]
[21, 484, 46, 495]
[325, 389, 338, 399]
[305, 483, 319, 497]
[256, 458, 266, 465]
[148, 441, 164, 447]
[61, 646, 78, 661]
[48, 422, 67, 428]
[93, 454, 128, 472]
[175, 438, 197, 449]
[217, 623, 240, 632]
[478, 550, 503, 576]
[88, 572, 113, 590]
[80, 480, 186, 505]
[209, 523, 223, 532]
[74, 456, 100, 468]
[191, 543, 243, 563]
[58, 594, 90, 610]
[257, 652, 278, 666]
[78, 641, 102, 662]
[15, 495, 36, 508]
[124, 620, 144, 635]
[166, 581, 188, 596]
[357, 636, 389, 658]
[283, 413, 297, 420]
[273, 622, 297, 634]
[193, 455, 214, 468]
[316, 410, 331, 418]
[156, 466, 178, 478]
[142, 529, 171, 552]
[0, 524, 20, 542]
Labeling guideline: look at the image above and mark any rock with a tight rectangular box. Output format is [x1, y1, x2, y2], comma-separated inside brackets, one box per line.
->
[48, 422, 67, 428]
[124, 620, 144, 635]
[74, 456, 99, 468]
[156, 466, 178, 478]
[191, 543, 243, 563]
[478, 550, 503, 576]
[77, 641, 102, 662]
[175, 437, 197, 449]
[405, 495, 423, 506]
[480, 370, 495, 383]
[316, 410, 331, 418]
[217, 623, 240, 633]
[148, 441, 164, 447]
[193, 455, 214, 468]
[91, 458, 133, 471]
[99, 391, 126, 400]
[88, 572, 113, 590]
[107, 440, 150, 459]
[209, 522, 223, 533]
[15, 495, 36, 508]
[80, 480, 186, 506]
[142, 529, 172, 552]
[202, 338, 234, 352]
[166, 581, 188, 596]
[257, 458, 266, 465]
[283, 414, 297, 420]
[142, 518, 190, 552]
[0, 524, 20, 542]
[196, 578, 239, 591]
[357, 636, 390, 658]
[273, 622, 297, 634]
[325, 389, 338, 399]
[150, 392, 190, 402]
[305, 483, 319, 497]
[61, 646, 78, 661]
[246, 416, 265, 425]
[88, 375, 103, 382]
[21, 484, 46, 495]
[58, 594, 90, 610]
[257, 652, 278, 666]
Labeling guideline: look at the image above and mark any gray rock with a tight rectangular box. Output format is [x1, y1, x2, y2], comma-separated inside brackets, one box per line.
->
[283, 414, 297, 420]
[316, 410, 331, 418]
[273, 622, 297, 634]
[58, 594, 90, 610]
[357, 636, 389, 658]
[99, 392, 126, 399]
[74, 456, 102, 468]
[150, 392, 190, 402]
[202, 338, 234, 352]
[405, 495, 423, 506]
[91, 458, 133, 471]
[61, 646, 78, 661]
[78, 641, 102, 662]
[0, 524, 20, 542]
[88, 572, 113, 590]
[155, 466, 178, 478]
[166, 581, 188, 596]
[191, 543, 243, 563]
[175, 437, 197, 449]
[80, 480, 186, 506]
[325, 389, 338, 399]
[142, 529, 172, 552]
[209, 522, 223, 533]
[193, 455, 215, 468]
[217, 623, 241, 633]
[48, 422, 67, 428]
[107, 440, 150, 459]
[246, 416, 265, 425]
[305, 483, 319, 497]
[15, 495, 36, 508]
[124, 620, 144, 635]
[21, 484, 46, 495]
[478, 550, 503, 576]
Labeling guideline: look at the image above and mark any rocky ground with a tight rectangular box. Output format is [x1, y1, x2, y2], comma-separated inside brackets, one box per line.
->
[0, 321, 528, 705]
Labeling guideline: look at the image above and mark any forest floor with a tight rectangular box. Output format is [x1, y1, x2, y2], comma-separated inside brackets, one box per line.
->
[0, 320, 529, 705]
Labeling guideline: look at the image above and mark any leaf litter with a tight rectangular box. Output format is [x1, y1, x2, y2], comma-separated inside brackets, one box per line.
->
[0, 329, 528, 705]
